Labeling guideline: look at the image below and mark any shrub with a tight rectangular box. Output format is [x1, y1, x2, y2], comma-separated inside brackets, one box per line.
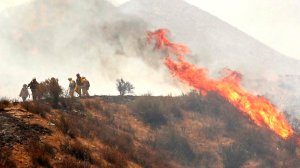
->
[202, 124, 223, 140]
[116, 78, 134, 96]
[237, 129, 271, 157]
[0, 98, 10, 110]
[0, 148, 16, 168]
[26, 141, 55, 168]
[60, 157, 92, 168]
[281, 137, 298, 156]
[281, 157, 300, 168]
[221, 144, 249, 168]
[154, 127, 195, 164]
[130, 96, 167, 128]
[37, 78, 63, 107]
[180, 90, 204, 112]
[84, 99, 103, 112]
[170, 103, 183, 120]
[61, 141, 94, 164]
[102, 147, 128, 168]
[97, 127, 134, 154]
[164, 97, 183, 120]
[57, 115, 78, 138]
[197, 151, 218, 168]
[129, 147, 172, 168]
[141, 107, 166, 128]
[60, 98, 85, 114]
[55, 112, 97, 139]
[21, 101, 51, 118]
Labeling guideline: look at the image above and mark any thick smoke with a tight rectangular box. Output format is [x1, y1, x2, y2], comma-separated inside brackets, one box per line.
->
[119, 0, 300, 119]
[1, 0, 299, 120]
[0, 0, 186, 98]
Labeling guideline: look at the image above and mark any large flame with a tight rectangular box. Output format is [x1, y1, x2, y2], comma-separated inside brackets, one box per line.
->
[148, 29, 294, 139]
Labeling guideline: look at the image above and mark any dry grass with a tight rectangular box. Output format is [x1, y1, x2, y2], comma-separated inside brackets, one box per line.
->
[84, 99, 103, 112]
[8, 94, 299, 168]
[0, 98, 11, 110]
[197, 151, 218, 168]
[21, 101, 51, 118]
[221, 144, 250, 168]
[59, 157, 91, 168]
[0, 148, 16, 168]
[61, 141, 94, 164]
[102, 147, 128, 168]
[26, 141, 55, 168]
[152, 127, 196, 165]
[130, 96, 183, 128]
[60, 98, 85, 113]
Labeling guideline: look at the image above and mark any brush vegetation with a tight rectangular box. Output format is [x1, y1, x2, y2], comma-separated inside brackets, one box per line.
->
[0, 92, 299, 168]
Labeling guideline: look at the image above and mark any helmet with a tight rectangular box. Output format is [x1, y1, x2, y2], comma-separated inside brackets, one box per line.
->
[23, 84, 27, 87]
[68, 78, 72, 81]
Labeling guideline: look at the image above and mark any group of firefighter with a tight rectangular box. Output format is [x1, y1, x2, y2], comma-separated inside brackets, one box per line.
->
[19, 73, 90, 101]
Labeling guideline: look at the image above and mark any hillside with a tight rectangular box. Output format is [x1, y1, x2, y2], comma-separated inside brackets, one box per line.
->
[1, 95, 299, 168]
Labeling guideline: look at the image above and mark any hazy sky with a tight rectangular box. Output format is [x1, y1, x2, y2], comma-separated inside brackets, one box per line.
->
[1, 0, 300, 60]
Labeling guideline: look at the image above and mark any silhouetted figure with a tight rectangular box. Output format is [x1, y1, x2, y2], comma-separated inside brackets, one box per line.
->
[81, 77, 90, 97]
[75, 73, 82, 97]
[68, 78, 76, 98]
[19, 84, 29, 101]
[28, 78, 39, 101]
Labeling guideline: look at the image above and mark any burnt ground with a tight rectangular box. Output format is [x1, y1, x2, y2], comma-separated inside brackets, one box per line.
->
[0, 108, 51, 167]
[0, 110, 51, 148]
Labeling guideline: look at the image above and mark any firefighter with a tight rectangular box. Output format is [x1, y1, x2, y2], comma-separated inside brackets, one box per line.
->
[19, 84, 29, 101]
[81, 77, 90, 97]
[75, 73, 82, 97]
[28, 78, 39, 101]
[68, 78, 76, 98]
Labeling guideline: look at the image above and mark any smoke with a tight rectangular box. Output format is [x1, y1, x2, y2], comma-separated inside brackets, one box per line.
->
[1, 0, 299, 121]
[0, 0, 185, 98]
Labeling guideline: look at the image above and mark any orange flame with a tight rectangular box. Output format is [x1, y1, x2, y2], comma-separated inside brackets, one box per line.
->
[148, 29, 294, 139]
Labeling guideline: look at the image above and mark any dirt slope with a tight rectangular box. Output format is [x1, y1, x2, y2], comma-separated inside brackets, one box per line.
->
[0, 94, 299, 168]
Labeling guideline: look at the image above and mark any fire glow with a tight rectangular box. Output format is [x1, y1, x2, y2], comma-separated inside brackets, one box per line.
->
[148, 29, 294, 139]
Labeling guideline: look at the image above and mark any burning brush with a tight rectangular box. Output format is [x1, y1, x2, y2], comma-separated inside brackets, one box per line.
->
[147, 29, 299, 143]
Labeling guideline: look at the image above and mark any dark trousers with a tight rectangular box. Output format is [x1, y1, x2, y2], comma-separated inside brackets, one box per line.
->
[31, 89, 37, 100]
